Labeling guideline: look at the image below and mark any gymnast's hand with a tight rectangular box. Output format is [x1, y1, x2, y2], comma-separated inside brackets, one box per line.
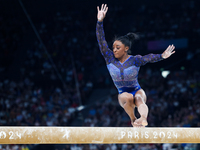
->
[161, 44, 175, 59]
[97, 4, 108, 22]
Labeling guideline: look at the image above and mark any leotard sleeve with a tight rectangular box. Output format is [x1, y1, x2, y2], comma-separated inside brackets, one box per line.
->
[133, 54, 164, 67]
[96, 21, 114, 63]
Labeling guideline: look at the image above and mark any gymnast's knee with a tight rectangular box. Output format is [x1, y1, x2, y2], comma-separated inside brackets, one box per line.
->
[118, 93, 133, 107]
[134, 95, 145, 107]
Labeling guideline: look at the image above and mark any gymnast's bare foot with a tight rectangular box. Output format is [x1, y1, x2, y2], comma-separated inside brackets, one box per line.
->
[131, 118, 143, 127]
[133, 116, 148, 127]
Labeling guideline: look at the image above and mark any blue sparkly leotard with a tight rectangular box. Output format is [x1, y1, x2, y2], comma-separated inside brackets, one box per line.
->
[96, 21, 164, 96]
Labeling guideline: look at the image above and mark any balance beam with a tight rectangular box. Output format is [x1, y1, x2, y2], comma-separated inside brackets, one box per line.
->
[0, 127, 199, 144]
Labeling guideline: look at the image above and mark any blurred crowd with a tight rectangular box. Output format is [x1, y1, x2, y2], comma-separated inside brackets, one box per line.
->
[0, 0, 200, 150]
[0, 77, 79, 126]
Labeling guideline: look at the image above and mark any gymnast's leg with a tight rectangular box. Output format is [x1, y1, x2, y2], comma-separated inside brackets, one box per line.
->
[118, 92, 137, 127]
[133, 89, 148, 127]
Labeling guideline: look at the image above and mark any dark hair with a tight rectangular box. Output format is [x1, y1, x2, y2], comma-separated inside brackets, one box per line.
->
[114, 33, 139, 52]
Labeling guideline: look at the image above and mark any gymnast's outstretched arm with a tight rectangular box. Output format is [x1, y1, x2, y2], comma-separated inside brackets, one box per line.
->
[133, 45, 175, 67]
[96, 4, 113, 60]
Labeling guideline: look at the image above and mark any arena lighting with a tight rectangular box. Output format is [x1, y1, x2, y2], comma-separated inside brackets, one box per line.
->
[77, 105, 85, 111]
[162, 70, 170, 78]
[0, 127, 199, 144]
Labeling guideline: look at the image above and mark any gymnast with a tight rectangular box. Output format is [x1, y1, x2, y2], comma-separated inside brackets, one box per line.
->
[96, 4, 175, 127]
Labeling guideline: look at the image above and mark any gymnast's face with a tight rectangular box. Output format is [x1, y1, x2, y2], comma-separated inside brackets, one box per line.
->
[113, 40, 129, 59]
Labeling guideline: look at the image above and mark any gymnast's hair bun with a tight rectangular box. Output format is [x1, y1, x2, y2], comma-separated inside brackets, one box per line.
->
[126, 33, 139, 41]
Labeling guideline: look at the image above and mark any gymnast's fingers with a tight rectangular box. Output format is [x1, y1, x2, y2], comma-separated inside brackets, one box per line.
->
[103, 4, 107, 11]
[105, 6, 108, 14]
[101, 4, 104, 11]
